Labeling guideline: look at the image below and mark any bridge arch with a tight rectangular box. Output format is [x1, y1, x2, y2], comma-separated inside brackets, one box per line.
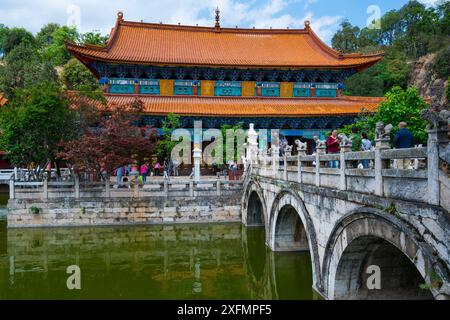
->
[268, 189, 321, 290]
[242, 179, 267, 229]
[322, 207, 447, 300]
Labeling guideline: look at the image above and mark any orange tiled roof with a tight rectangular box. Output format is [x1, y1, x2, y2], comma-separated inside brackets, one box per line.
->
[104, 94, 383, 117]
[66, 13, 384, 70]
[0, 93, 8, 107]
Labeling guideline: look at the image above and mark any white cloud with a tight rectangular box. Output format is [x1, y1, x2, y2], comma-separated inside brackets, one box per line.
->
[417, 0, 442, 6]
[0, 0, 341, 43]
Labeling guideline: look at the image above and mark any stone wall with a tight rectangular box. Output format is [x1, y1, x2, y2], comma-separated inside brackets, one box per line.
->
[7, 193, 242, 228]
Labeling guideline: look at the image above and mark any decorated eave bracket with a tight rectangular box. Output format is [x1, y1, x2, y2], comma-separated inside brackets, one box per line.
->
[90, 62, 357, 84]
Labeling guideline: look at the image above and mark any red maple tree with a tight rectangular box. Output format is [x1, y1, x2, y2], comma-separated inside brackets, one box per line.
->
[59, 99, 157, 178]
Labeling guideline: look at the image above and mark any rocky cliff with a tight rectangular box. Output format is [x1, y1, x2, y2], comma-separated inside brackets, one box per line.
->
[409, 54, 448, 109]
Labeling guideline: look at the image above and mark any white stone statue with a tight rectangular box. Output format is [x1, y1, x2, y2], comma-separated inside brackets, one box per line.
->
[338, 133, 352, 148]
[295, 140, 307, 152]
[375, 122, 393, 140]
[314, 136, 326, 149]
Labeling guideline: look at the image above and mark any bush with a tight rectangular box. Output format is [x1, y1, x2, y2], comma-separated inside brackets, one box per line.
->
[434, 46, 450, 79]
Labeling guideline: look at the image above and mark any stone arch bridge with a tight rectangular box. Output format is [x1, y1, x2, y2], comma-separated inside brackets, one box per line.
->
[241, 124, 450, 300]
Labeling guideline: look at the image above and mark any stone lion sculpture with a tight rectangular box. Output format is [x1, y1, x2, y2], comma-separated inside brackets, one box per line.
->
[375, 122, 393, 140]
[338, 133, 352, 148]
[295, 140, 307, 152]
[313, 136, 326, 149]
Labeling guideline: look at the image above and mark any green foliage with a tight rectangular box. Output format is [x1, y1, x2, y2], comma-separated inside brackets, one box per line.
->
[419, 271, 443, 290]
[447, 78, 450, 102]
[61, 58, 99, 91]
[0, 43, 58, 99]
[342, 86, 428, 145]
[35, 23, 61, 48]
[0, 82, 78, 167]
[40, 26, 79, 66]
[434, 46, 450, 79]
[220, 122, 244, 163]
[81, 32, 109, 46]
[334, 1, 449, 97]
[344, 48, 410, 96]
[331, 20, 360, 53]
[30, 206, 40, 215]
[155, 113, 181, 161]
[0, 27, 35, 57]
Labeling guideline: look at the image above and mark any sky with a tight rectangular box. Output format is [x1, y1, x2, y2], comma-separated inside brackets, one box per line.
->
[0, 0, 444, 44]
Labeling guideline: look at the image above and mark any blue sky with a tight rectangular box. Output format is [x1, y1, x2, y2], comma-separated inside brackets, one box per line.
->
[0, 0, 442, 44]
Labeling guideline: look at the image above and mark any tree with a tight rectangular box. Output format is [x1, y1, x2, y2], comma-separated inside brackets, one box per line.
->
[41, 26, 79, 66]
[342, 86, 428, 145]
[155, 113, 181, 161]
[0, 82, 78, 173]
[59, 99, 157, 177]
[0, 43, 58, 99]
[0, 27, 35, 57]
[61, 58, 99, 91]
[331, 20, 361, 53]
[35, 23, 61, 48]
[81, 32, 109, 46]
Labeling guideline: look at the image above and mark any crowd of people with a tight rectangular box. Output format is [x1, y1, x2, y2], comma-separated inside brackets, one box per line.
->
[113, 158, 179, 188]
[322, 122, 414, 169]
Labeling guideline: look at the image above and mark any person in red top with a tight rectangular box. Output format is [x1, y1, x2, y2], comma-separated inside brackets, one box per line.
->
[326, 130, 340, 168]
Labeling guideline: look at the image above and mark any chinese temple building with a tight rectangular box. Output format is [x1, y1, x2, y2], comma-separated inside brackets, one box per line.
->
[66, 11, 384, 143]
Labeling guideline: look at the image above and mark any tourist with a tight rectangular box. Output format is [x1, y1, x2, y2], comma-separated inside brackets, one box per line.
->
[114, 165, 125, 188]
[163, 158, 170, 180]
[350, 126, 361, 168]
[140, 162, 149, 183]
[394, 122, 414, 169]
[154, 161, 161, 176]
[326, 130, 340, 168]
[360, 132, 372, 169]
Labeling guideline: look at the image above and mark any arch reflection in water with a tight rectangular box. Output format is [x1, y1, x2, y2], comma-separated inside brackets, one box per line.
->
[0, 221, 314, 300]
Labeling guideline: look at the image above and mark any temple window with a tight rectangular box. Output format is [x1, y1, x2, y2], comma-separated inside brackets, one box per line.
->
[139, 79, 160, 95]
[174, 80, 200, 96]
[315, 83, 338, 97]
[214, 81, 242, 96]
[258, 82, 280, 97]
[109, 79, 136, 94]
[293, 83, 311, 97]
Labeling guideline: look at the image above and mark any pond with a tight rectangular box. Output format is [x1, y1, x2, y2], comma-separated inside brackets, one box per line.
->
[0, 220, 315, 300]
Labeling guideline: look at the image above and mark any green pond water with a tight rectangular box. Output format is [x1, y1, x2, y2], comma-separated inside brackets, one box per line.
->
[0, 201, 314, 299]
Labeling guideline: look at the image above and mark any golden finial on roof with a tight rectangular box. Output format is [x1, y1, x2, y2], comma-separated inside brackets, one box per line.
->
[117, 11, 124, 21]
[215, 7, 221, 29]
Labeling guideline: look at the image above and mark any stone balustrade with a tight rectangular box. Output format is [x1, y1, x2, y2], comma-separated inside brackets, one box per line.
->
[9, 178, 243, 200]
[250, 128, 448, 211]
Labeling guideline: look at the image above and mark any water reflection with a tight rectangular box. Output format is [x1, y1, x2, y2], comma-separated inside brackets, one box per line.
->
[0, 222, 313, 300]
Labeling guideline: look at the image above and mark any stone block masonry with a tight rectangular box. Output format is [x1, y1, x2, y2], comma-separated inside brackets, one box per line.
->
[7, 194, 241, 228]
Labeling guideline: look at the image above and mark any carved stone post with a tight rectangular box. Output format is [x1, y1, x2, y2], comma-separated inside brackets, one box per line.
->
[74, 175, 80, 199]
[105, 178, 111, 198]
[427, 127, 448, 205]
[216, 179, 221, 196]
[247, 124, 259, 167]
[339, 144, 352, 191]
[9, 178, 15, 200]
[315, 145, 326, 187]
[283, 154, 288, 181]
[42, 177, 48, 200]
[374, 140, 390, 197]
[193, 146, 202, 182]
[421, 108, 449, 206]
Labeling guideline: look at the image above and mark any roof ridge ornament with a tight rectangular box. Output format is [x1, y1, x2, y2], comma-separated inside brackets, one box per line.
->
[304, 20, 311, 29]
[215, 7, 221, 31]
[117, 11, 124, 22]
